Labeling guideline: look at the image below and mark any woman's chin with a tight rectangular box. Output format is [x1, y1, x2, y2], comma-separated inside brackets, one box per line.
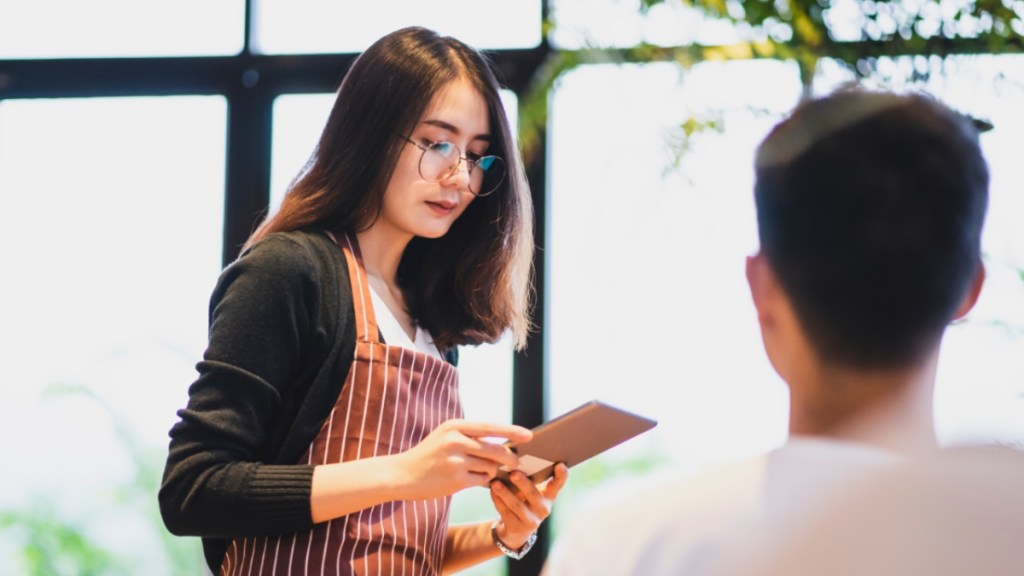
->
[415, 225, 454, 240]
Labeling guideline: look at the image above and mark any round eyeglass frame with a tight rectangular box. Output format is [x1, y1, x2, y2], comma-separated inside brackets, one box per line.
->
[403, 137, 506, 197]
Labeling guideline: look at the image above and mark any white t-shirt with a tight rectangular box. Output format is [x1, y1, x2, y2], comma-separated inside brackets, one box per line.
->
[368, 285, 442, 359]
[733, 444, 1024, 576]
[542, 437, 903, 576]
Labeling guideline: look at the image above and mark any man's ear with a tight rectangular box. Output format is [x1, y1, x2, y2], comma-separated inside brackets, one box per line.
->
[952, 262, 986, 321]
[746, 252, 778, 320]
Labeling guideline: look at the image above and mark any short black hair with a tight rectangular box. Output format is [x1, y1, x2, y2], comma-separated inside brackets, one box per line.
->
[754, 88, 989, 368]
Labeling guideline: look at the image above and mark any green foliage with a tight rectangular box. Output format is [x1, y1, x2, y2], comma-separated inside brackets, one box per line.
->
[0, 384, 201, 575]
[518, 0, 1024, 163]
[666, 0, 1024, 45]
[0, 503, 121, 576]
[564, 450, 669, 491]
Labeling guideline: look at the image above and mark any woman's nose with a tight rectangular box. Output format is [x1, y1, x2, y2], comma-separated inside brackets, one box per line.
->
[441, 157, 472, 189]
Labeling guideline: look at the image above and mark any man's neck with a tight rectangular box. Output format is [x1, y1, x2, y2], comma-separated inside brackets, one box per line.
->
[788, 351, 941, 456]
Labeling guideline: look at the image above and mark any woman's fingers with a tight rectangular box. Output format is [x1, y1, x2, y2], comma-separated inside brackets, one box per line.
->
[510, 471, 555, 516]
[504, 471, 547, 512]
[489, 465, 570, 549]
[490, 478, 529, 523]
[405, 419, 562, 497]
[440, 419, 529, 470]
[463, 455, 503, 480]
[446, 419, 533, 444]
[541, 462, 569, 498]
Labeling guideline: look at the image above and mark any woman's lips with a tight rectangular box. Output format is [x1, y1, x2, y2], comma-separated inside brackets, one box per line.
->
[426, 200, 457, 216]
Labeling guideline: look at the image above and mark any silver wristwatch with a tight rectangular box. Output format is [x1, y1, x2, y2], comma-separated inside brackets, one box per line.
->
[490, 520, 537, 560]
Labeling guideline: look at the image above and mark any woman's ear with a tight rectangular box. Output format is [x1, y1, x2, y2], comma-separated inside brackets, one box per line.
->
[952, 262, 986, 321]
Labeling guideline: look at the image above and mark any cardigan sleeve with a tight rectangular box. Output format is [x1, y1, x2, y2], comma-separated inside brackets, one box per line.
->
[159, 233, 328, 539]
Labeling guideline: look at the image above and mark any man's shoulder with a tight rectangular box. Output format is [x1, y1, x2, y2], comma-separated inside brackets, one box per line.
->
[546, 457, 772, 576]
[578, 455, 771, 533]
[768, 436, 904, 476]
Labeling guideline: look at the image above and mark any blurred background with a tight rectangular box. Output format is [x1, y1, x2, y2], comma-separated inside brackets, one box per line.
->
[1, 1, 1022, 574]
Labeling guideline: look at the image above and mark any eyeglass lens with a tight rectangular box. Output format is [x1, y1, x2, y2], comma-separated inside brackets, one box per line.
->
[419, 141, 505, 195]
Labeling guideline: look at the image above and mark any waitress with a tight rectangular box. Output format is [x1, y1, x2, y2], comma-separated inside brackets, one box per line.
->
[159, 26, 569, 575]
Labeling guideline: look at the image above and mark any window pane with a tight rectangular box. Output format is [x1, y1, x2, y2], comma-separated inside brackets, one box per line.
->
[550, 0, 740, 49]
[547, 60, 801, 539]
[254, 0, 542, 54]
[548, 60, 798, 473]
[270, 94, 335, 212]
[0, 0, 245, 59]
[0, 96, 225, 572]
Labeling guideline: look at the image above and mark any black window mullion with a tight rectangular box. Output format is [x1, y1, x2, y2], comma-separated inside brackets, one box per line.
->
[222, 66, 274, 266]
[510, 115, 550, 576]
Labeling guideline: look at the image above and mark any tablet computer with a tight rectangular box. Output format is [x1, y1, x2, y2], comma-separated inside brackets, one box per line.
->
[494, 400, 658, 484]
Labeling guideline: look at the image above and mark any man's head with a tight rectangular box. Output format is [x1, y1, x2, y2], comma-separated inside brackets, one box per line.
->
[749, 88, 989, 372]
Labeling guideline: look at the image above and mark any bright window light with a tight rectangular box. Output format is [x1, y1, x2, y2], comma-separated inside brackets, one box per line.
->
[0, 0, 245, 59]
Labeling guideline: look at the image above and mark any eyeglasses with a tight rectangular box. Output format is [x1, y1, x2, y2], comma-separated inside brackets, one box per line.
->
[403, 137, 506, 197]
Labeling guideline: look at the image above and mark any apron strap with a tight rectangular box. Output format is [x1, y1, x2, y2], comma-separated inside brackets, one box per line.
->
[327, 230, 381, 344]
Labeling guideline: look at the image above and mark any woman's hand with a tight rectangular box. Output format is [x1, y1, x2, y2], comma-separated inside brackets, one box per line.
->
[489, 463, 569, 549]
[392, 419, 532, 501]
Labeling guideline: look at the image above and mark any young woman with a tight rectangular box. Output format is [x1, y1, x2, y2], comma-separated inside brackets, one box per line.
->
[159, 26, 568, 575]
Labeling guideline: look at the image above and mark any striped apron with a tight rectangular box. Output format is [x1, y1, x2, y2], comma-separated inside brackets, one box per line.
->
[220, 232, 463, 576]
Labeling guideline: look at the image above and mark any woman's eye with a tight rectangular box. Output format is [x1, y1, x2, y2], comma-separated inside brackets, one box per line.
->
[431, 141, 455, 155]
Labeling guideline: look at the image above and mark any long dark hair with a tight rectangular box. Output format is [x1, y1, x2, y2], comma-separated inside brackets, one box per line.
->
[245, 26, 534, 351]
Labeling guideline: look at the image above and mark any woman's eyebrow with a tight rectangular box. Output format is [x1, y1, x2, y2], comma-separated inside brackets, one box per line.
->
[421, 118, 492, 142]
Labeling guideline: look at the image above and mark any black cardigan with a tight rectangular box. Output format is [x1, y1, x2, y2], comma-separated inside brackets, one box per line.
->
[159, 229, 357, 572]
[160, 229, 459, 572]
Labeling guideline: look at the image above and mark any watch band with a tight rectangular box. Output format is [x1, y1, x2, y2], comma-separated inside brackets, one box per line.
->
[490, 520, 537, 560]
